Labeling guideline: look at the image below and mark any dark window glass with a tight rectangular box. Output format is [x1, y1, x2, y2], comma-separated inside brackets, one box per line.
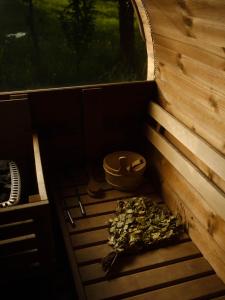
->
[0, 0, 147, 91]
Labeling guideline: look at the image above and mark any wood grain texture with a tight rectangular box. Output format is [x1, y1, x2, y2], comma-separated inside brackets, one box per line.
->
[161, 181, 225, 283]
[126, 274, 225, 300]
[156, 77, 225, 155]
[79, 241, 200, 283]
[149, 102, 225, 181]
[33, 133, 48, 201]
[85, 257, 213, 300]
[56, 165, 225, 299]
[152, 151, 225, 262]
[145, 125, 225, 221]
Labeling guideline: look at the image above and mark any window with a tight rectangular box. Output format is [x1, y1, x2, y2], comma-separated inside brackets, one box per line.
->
[0, 0, 147, 92]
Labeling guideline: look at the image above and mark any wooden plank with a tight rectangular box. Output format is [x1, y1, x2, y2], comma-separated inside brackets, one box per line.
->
[0, 249, 39, 268]
[85, 257, 213, 300]
[63, 182, 153, 205]
[70, 201, 116, 219]
[0, 219, 35, 240]
[0, 234, 37, 256]
[149, 102, 225, 181]
[146, 125, 225, 220]
[152, 151, 225, 253]
[142, 0, 225, 58]
[156, 63, 225, 121]
[70, 194, 160, 219]
[133, 0, 155, 79]
[70, 228, 109, 249]
[164, 131, 225, 193]
[33, 133, 48, 201]
[155, 34, 225, 72]
[156, 78, 225, 154]
[79, 184, 154, 205]
[161, 181, 225, 283]
[79, 241, 200, 283]
[0, 98, 33, 159]
[126, 274, 225, 300]
[78, 181, 112, 195]
[75, 234, 189, 265]
[67, 213, 114, 234]
[148, 1, 225, 47]
[155, 43, 225, 96]
[75, 243, 112, 265]
[82, 87, 104, 161]
[0, 201, 48, 225]
[52, 180, 87, 300]
[147, 0, 225, 24]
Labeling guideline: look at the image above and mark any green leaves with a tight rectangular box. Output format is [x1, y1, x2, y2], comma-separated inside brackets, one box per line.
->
[107, 196, 184, 253]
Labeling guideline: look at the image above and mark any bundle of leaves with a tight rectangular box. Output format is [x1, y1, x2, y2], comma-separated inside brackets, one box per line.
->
[102, 196, 184, 274]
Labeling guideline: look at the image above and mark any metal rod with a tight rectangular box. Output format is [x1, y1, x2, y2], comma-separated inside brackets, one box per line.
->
[66, 209, 75, 227]
[78, 198, 86, 216]
[76, 187, 86, 216]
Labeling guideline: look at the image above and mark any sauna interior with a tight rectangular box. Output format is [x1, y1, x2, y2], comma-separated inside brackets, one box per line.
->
[0, 0, 225, 299]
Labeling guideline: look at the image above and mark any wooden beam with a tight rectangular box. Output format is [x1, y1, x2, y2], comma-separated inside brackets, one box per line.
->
[33, 133, 48, 201]
[149, 102, 225, 181]
[145, 125, 225, 221]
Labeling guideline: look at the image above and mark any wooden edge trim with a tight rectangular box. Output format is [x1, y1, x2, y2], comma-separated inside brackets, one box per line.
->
[53, 186, 87, 299]
[33, 133, 48, 201]
[134, 0, 155, 80]
[145, 125, 225, 221]
[131, 0, 146, 42]
[149, 102, 225, 181]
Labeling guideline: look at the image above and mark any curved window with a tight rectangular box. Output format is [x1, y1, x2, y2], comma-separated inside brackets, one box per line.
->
[0, 0, 147, 92]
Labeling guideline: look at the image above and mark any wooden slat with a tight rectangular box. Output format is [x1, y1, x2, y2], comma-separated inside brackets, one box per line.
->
[149, 102, 225, 181]
[164, 131, 225, 194]
[67, 213, 114, 234]
[70, 194, 160, 219]
[70, 201, 116, 219]
[156, 78, 225, 154]
[33, 133, 48, 201]
[0, 234, 37, 256]
[144, 0, 225, 24]
[142, 1, 224, 58]
[147, 1, 225, 48]
[52, 181, 87, 300]
[0, 219, 35, 240]
[145, 125, 225, 221]
[75, 234, 189, 266]
[70, 228, 109, 249]
[63, 183, 153, 207]
[156, 63, 225, 122]
[155, 34, 225, 73]
[75, 243, 112, 265]
[156, 43, 225, 96]
[161, 181, 225, 283]
[0, 201, 48, 225]
[133, 0, 155, 79]
[126, 274, 225, 300]
[79, 241, 200, 283]
[0, 249, 39, 269]
[152, 151, 225, 256]
[85, 257, 213, 300]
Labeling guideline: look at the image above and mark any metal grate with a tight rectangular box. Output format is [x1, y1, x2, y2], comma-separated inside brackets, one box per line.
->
[0, 161, 21, 208]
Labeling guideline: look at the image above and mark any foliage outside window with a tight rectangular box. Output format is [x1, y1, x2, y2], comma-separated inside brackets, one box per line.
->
[0, 0, 147, 91]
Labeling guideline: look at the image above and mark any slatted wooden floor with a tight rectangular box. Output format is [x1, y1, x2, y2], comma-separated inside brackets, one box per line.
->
[55, 168, 225, 300]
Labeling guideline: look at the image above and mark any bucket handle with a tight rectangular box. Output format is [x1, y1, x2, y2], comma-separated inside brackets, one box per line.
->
[118, 156, 128, 174]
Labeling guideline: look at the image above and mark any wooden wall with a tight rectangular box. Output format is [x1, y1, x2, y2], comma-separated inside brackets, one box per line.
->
[136, 0, 225, 282]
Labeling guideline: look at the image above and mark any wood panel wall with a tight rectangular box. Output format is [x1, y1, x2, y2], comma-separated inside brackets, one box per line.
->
[136, 0, 225, 282]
